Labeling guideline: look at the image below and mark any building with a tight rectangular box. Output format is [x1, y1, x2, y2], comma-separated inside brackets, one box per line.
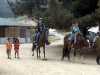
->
[0, 17, 34, 44]
[17, 18, 37, 27]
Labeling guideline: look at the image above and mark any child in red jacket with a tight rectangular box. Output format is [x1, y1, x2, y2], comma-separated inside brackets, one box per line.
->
[14, 39, 20, 59]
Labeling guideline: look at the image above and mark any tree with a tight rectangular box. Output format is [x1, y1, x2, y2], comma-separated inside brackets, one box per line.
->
[42, 0, 74, 30]
[7, 0, 48, 16]
[70, 0, 99, 18]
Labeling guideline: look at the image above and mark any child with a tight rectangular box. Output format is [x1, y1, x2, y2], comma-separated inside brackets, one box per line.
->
[73, 22, 80, 43]
[6, 38, 12, 59]
[14, 39, 20, 59]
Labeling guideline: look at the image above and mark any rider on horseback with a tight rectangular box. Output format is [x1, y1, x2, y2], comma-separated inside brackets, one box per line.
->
[73, 22, 80, 43]
[34, 18, 50, 45]
[34, 20, 44, 45]
[68, 22, 80, 46]
[68, 22, 75, 45]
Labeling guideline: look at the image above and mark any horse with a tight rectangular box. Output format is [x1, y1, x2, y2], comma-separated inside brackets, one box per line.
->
[61, 34, 89, 63]
[32, 28, 49, 60]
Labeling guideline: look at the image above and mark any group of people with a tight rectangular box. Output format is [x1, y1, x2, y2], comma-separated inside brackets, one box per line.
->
[6, 38, 20, 59]
[5, 18, 100, 65]
[6, 18, 51, 59]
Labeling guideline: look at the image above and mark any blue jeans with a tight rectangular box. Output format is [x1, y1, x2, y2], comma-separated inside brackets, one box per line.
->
[68, 32, 75, 43]
[35, 32, 41, 44]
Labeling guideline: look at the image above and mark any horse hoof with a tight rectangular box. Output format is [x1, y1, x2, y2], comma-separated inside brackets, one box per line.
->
[32, 54, 34, 56]
[82, 62, 85, 64]
[42, 58, 48, 61]
[68, 59, 71, 62]
[38, 57, 41, 60]
[61, 57, 64, 60]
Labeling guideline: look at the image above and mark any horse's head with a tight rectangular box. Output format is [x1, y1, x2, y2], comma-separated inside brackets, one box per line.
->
[77, 35, 89, 47]
[42, 28, 49, 36]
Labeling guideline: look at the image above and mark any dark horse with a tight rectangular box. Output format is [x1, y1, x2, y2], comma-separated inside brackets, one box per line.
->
[32, 28, 49, 59]
[61, 34, 89, 63]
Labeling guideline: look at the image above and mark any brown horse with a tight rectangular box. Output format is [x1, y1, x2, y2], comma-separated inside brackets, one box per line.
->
[61, 34, 89, 63]
[32, 28, 49, 59]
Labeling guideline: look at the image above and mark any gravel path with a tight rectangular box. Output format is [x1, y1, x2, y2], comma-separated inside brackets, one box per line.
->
[0, 34, 100, 75]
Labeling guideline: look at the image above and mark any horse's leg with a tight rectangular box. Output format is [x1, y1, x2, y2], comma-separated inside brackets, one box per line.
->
[32, 44, 36, 56]
[43, 46, 45, 58]
[68, 47, 71, 61]
[73, 49, 76, 62]
[80, 49, 84, 64]
[39, 47, 41, 57]
[61, 48, 65, 60]
[37, 47, 38, 58]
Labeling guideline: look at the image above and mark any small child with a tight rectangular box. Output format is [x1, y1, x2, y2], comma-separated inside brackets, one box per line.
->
[73, 22, 80, 43]
[6, 38, 12, 59]
[14, 39, 20, 59]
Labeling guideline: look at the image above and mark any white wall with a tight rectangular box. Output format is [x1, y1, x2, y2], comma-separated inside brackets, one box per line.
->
[0, 37, 26, 44]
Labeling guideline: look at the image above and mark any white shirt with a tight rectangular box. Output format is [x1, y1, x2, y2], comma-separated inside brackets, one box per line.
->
[93, 35, 99, 42]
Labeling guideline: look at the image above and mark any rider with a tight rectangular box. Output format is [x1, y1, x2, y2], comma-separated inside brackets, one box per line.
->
[92, 31, 100, 65]
[34, 20, 44, 45]
[34, 18, 50, 45]
[73, 22, 80, 43]
[68, 22, 75, 45]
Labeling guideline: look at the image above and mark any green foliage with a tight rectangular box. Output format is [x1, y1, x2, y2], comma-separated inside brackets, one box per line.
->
[42, 0, 74, 30]
[7, 0, 48, 16]
[69, 0, 99, 18]
[7, 0, 100, 31]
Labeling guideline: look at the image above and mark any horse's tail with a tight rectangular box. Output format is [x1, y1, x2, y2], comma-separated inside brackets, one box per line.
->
[62, 34, 70, 58]
[65, 45, 68, 57]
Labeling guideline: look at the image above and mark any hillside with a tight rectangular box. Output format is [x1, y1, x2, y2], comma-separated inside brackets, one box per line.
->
[0, 0, 15, 18]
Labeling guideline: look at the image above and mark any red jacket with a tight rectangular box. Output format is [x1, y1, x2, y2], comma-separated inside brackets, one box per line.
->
[14, 42, 20, 50]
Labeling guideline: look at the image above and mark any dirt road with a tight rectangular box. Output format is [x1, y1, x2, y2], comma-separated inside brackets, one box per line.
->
[0, 34, 100, 75]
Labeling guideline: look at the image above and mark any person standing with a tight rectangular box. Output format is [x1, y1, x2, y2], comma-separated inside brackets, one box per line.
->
[14, 39, 20, 59]
[92, 32, 100, 65]
[6, 38, 12, 59]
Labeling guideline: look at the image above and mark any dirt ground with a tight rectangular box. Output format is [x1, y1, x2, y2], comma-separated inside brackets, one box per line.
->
[0, 33, 100, 75]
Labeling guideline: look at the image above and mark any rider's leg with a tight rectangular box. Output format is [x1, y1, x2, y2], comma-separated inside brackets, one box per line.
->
[74, 33, 77, 43]
[35, 32, 40, 45]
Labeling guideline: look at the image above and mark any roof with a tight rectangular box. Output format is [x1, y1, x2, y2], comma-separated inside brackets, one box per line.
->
[0, 17, 34, 27]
